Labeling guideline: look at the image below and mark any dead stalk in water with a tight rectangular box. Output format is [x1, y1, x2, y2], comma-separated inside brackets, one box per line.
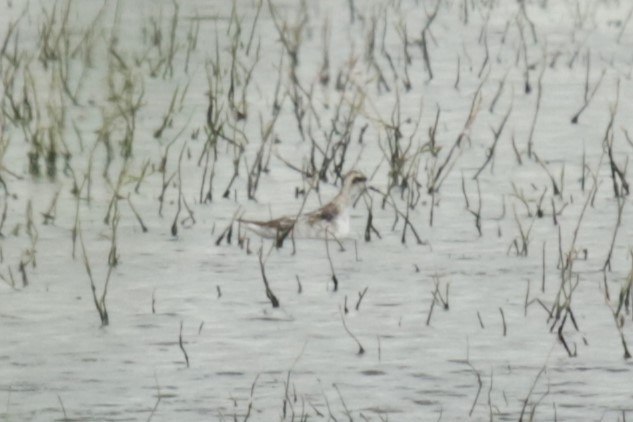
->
[607, 288, 632, 359]
[157, 121, 190, 217]
[615, 253, 633, 319]
[324, 231, 339, 291]
[372, 187, 424, 244]
[526, 61, 545, 159]
[466, 360, 482, 417]
[473, 101, 512, 179]
[215, 208, 241, 246]
[127, 195, 148, 233]
[146, 372, 163, 421]
[178, 320, 190, 368]
[355, 287, 368, 311]
[339, 306, 364, 355]
[428, 78, 483, 194]
[542, 242, 546, 292]
[462, 176, 482, 236]
[154, 85, 180, 139]
[603, 93, 629, 198]
[418, 0, 441, 81]
[533, 153, 561, 197]
[427, 275, 449, 326]
[603, 197, 625, 273]
[171, 141, 195, 236]
[571, 53, 605, 124]
[507, 206, 533, 257]
[518, 365, 546, 422]
[258, 247, 279, 308]
[363, 198, 382, 242]
[489, 71, 508, 113]
[56, 394, 68, 421]
[79, 224, 112, 327]
[547, 153, 603, 347]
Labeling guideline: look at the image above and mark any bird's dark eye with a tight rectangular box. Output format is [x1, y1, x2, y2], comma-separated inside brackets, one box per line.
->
[352, 176, 367, 184]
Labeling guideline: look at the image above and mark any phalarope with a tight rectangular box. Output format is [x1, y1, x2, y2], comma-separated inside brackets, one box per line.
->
[238, 171, 367, 242]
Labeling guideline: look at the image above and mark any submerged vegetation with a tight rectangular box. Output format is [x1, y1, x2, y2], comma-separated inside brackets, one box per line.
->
[2, 0, 633, 419]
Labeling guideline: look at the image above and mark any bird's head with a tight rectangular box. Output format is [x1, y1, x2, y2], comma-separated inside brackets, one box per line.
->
[341, 170, 368, 204]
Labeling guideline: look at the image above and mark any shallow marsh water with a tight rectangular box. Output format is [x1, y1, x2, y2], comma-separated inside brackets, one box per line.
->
[2, 0, 633, 421]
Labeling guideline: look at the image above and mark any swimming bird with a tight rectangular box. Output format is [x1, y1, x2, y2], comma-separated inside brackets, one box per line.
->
[238, 170, 368, 244]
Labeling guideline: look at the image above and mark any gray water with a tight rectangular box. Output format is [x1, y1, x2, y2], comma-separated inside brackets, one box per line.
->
[2, 0, 633, 420]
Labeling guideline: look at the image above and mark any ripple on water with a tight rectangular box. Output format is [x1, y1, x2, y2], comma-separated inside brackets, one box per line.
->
[359, 369, 386, 376]
[216, 371, 245, 376]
